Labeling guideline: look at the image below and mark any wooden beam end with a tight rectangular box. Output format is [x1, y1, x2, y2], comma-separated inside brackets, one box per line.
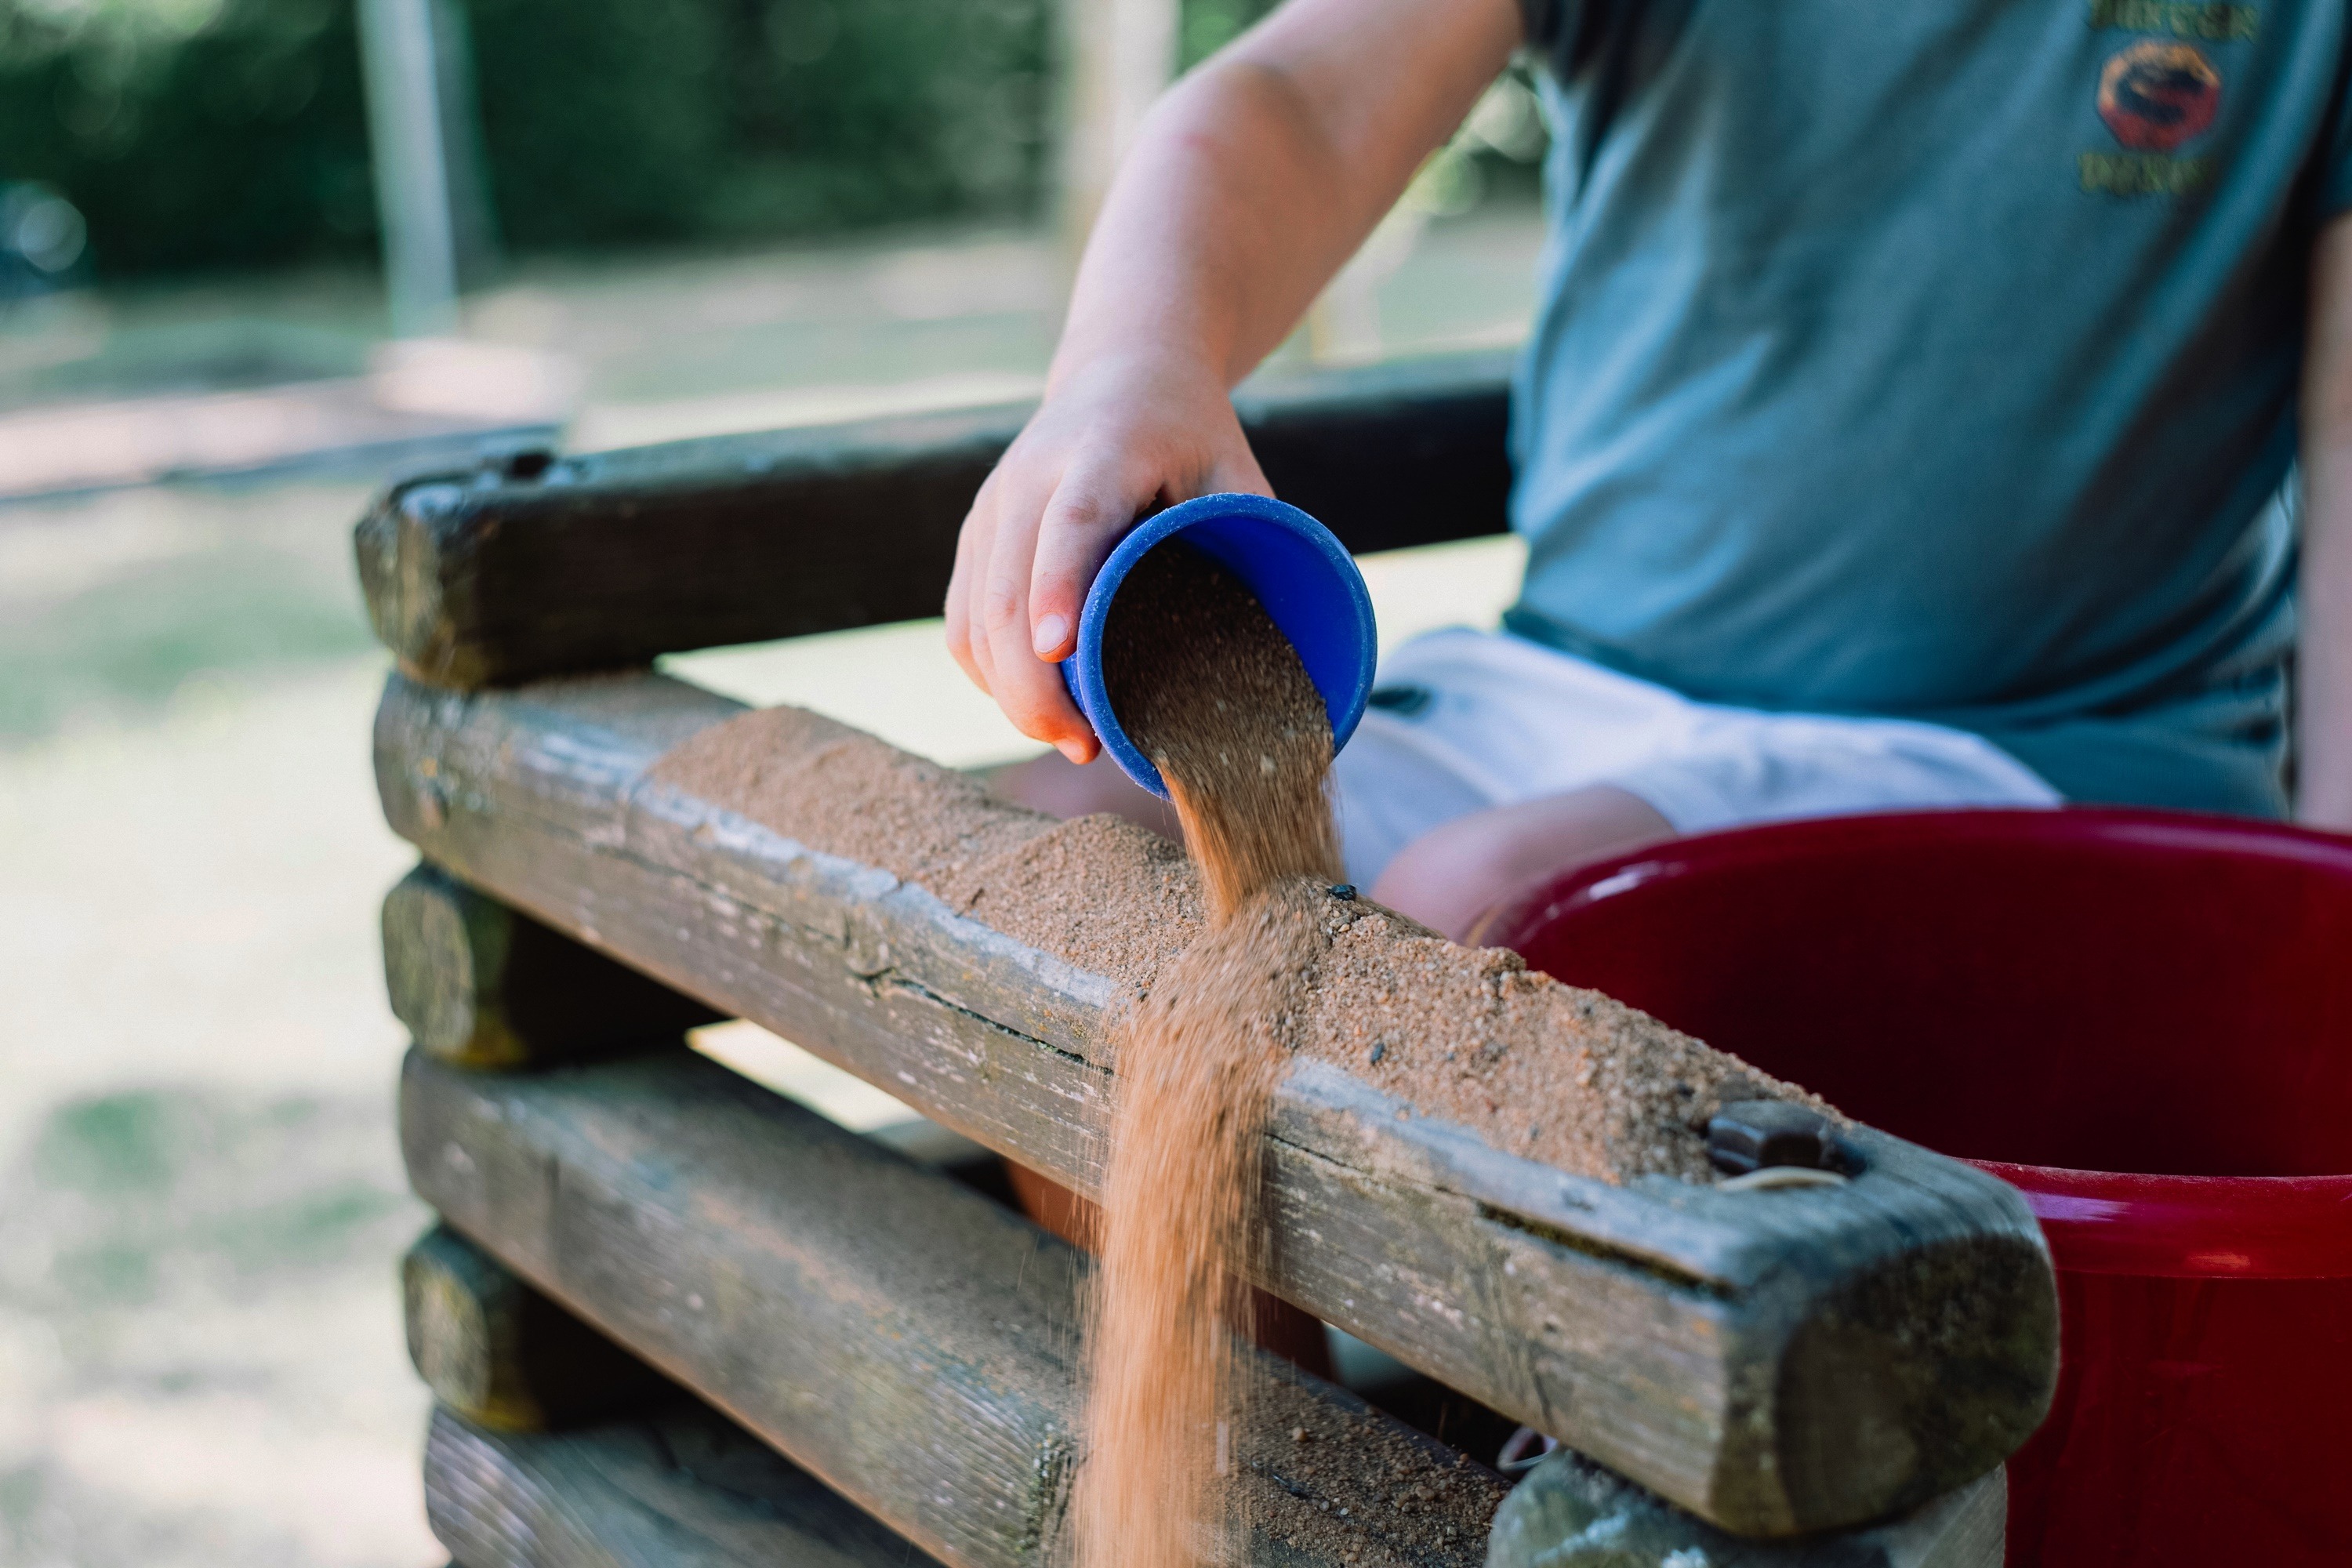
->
[383, 862, 720, 1070]
[403, 1222, 666, 1432]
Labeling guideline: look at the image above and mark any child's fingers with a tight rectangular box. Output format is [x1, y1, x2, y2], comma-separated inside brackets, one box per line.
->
[1206, 442, 1275, 502]
[982, 477, 1099, 762]
[944, 483, 993, 692]
[952, 399, 1250, 765]
[987, 611, 1097, 760]
[1029, 448, 1147, 661]
[962, 462, 1058, 701]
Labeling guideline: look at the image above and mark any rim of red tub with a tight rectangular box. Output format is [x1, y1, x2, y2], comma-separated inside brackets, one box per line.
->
[1479, 807, 2352, 1281]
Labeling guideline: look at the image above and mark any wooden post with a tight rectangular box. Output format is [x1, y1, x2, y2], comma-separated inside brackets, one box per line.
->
[425, 1401, 948, 1568]
[1058, 0, 1180, 265]
[373, 668, 2056, 1537]
[357, 0, 462, 337]
[383, 862, 720, 1071]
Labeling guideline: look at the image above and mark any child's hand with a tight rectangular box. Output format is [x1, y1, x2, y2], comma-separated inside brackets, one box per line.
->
[942, 0, 1516, 764]
[946, 352, 1269, 764]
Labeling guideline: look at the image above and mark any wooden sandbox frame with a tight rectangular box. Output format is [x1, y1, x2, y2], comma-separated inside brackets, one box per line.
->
[361, 352, 2055, 1568]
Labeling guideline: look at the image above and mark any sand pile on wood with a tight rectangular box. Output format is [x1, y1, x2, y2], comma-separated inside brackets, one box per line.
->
[652, 603, 1813, 1190]
[655, 713, 1801, 1185]
[1292, 898, 1790, 1180]
[654, 704, 1212, 986]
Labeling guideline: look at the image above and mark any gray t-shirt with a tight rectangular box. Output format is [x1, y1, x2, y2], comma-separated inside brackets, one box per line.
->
[1508, 0, 2352, 815]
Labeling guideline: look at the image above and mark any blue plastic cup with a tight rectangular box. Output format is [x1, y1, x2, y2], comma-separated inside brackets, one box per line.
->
[1061, 492, 1377, 800]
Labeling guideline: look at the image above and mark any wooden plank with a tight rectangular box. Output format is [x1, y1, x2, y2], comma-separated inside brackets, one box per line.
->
[385, 862, 720, 1069]
[422, 1388, 2002, 1568]
[424, 1402, 945, 1568]
[402, 1047, 1512, 1568]
[374, 670, 2057, 1537]
[404, 1048, 2003, 1568]
[354, 352, 1514, 688]
[405, 1223, 673, 1431]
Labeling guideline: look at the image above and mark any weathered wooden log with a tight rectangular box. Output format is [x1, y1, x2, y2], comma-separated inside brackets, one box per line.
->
[425, 1393, 2002, 1568]
[405, 1223, 671, 1431]
[401, 1046, 1512, 1568]
[385, 862, 721, 1070]
[404, 1047, 2003, 1568]
[425, 1401, 944, 1568]
[354, 351, 1513, 688]
[374, 670, 2057, 1537]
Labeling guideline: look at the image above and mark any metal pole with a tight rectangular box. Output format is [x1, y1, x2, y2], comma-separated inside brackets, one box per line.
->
[358, 0, 461, 338]
[1059, 0, 1179, 266]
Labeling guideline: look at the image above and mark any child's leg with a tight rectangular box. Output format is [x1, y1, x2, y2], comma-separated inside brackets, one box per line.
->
[1370, 785, 1674, 942]
[989, 750, 1181, 838]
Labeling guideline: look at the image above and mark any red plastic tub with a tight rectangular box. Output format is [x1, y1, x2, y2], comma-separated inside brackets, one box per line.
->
[1484, 809, 2352, 1566]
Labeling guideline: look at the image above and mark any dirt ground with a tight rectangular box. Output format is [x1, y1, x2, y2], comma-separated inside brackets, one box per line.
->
[0, 648, 434, 1565]
[0, 211, 1532, 1566]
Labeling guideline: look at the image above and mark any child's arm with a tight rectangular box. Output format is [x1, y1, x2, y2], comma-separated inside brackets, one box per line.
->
[946, 0, 1525, 762]
[2299, 213, 2352, 827]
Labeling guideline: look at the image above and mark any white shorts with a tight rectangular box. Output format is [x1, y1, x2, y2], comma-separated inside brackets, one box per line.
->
[1331, 629, 2060, 888]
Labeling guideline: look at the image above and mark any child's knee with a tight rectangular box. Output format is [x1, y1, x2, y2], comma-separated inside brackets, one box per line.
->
[990, 750, 1181, 837]
[1370, 788, 1675, 943]
[1370, 812, 1531, 942]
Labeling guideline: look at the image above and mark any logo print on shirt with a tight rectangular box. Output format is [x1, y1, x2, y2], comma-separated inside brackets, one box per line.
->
[2098, 41, 2222, 151]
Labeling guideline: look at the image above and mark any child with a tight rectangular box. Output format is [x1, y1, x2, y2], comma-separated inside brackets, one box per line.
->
[946, 0, 2352, 938]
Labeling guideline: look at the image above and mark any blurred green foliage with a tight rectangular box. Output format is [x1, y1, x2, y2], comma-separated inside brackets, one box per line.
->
[0, 0, 379, 274]
[1178, 0, 1279, 70]
[468, 0, 1053, 249]
[0, 0, 1053, 275]
[0, 0, 1531, 280]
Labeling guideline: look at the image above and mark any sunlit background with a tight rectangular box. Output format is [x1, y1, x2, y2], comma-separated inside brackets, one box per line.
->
[0, 2, 1542, 1561]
